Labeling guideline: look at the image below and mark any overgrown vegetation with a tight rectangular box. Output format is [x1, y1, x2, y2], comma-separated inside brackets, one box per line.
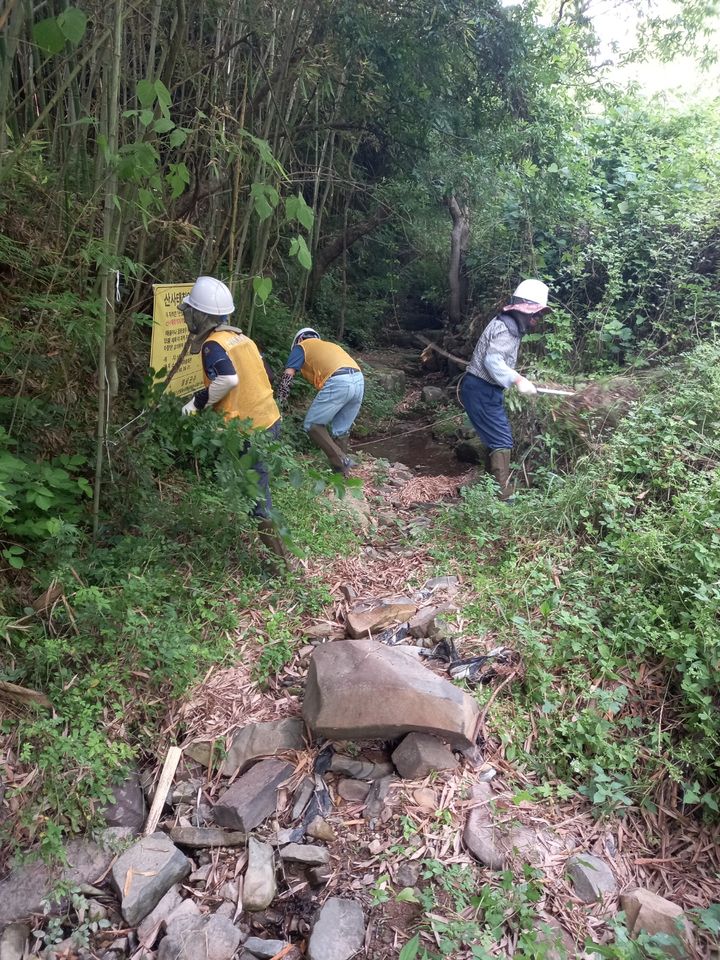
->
[444, 343, 720, 818]
[1, 6, 719, 947]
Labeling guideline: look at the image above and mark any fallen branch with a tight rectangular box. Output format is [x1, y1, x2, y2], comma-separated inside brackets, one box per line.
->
[0, 679, 52, 709]
[416, 334, 468, 368]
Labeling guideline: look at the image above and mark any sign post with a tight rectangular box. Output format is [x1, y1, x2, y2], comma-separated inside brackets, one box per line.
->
[150, 283, 204, 397]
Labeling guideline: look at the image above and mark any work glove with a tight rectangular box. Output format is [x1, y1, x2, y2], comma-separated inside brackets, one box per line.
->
[181, 398, 198, 416]
[276, 372, 293, 408]
[515, 376, 537, 396]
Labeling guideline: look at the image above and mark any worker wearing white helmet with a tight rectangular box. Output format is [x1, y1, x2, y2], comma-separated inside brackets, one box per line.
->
[179, 276, 287, 565]
[460, 279, 552, 501]
[276, 328, 364, 476]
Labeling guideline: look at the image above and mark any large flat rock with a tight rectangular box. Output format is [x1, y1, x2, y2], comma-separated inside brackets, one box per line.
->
[213, 759, 294, 832]
[0, 829, 130, 928]
[303, 639, 479, 748]
[345, 597, 417, 638]
[221, 718, 305, 776]
[111, 832, 190, 927]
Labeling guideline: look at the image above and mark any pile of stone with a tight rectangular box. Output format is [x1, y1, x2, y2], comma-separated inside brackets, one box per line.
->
[0, 629, 484, 960]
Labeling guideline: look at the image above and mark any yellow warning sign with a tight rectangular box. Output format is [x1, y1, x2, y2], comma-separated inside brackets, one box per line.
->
[150, 283, 204, 397]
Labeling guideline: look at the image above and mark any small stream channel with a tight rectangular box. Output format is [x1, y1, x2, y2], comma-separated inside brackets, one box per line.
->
[352, 424, 465, 476]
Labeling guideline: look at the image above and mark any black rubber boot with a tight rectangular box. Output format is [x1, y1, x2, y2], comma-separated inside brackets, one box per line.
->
[308, 424, 352, 476]
[489, 448, 514, 501]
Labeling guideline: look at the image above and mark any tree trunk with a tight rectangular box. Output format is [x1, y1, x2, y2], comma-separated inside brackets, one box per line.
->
[307, 205, 391, 304]
[447, 194, 470, 327]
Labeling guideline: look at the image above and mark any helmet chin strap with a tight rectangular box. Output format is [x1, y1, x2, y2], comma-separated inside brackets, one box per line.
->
[181, 305, 221, 353]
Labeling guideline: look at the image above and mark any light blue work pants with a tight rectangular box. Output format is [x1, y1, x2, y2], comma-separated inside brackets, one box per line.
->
[303, 370, 365, 438]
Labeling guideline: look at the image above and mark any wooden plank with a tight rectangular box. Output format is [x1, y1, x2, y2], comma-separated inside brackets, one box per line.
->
[143, 746, 182, 836]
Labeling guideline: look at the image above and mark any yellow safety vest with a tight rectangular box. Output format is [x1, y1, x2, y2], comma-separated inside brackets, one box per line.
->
[203, 330, 280, 430]
[299, 339, 360, 390]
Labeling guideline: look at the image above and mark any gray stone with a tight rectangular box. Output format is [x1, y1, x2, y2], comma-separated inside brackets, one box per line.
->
[533, 918, 575, 960]
[183, 742, 216, 767]
[567, 853, 617, 903]
[111, 831, 191, 927]
[170, 826, 246, 848]
[373, 369, 406, 394]
[308, 865, 333, 887]
[221, 718, 305, 776]
[279, 843, 330, 866]
[137, 884, 184, 947]
[308, 897, 365, 960]
[213, 759, 294, 832]
[392, 732, 458, 779]
[189, 864, 212, 884]
[0, 922, 29, 960]
[337, 779, 371, 802]
[158, 913, 241, 960]
[244, 938, 288, 959]
[364, 776, 395, 821]
[329, 755, 393, 780]
[621, 888, 693, 958]
[407, 605, 455, 640]
[304, 639, 479, 748]
[424, 576, 459, 592]
[345, 597, 417, 638]
[395, 862, 422, 888]
[102, 769, 147, 832]
[243, 838, 276, 912]
[0, 831, 130, 927]
[291, 776, 315, 820]
[421, 386, 445, 405]
[172, 779, 203, 804]
[463, 783, 566, 870]
[306, 817, 336, 842]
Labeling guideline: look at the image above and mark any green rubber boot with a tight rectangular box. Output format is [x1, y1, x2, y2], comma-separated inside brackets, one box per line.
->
[489, 448, 514, 501]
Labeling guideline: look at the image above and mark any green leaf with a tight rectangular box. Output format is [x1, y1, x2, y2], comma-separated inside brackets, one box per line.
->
[618, 200, 629, 213]
[139, 109, 154, 128]
[169, 128, 188, 148]
[285, 193, 315, 231]
[294, 235, 312, 271]
[395, 887, 420, 903]
[57, 8, 87, 44]
[136, 79, 156, 109]
[398, 934, 420, 960]
[252, 276, 272, 305]
[154, 79, 172, 110]
[153, 117, 175, 134]
[32, 18, 66, 55]
[547, 162, 559, 173]
[250, 183, 278, 221]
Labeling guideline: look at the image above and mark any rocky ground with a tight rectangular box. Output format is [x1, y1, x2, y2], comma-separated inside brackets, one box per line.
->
[0, 441, 715, 960]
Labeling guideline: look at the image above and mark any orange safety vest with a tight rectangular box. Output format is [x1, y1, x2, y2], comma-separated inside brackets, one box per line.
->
[299, 339, 360, 390]
[203, 330, 280, 430]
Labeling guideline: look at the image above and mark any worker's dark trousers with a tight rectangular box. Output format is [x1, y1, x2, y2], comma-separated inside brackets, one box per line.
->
[460, 373, 513, 450]
[247, 420, 281, 518]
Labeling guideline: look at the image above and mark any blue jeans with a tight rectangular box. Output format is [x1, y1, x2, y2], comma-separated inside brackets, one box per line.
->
[460, 373, 513, 450]
[304, 371, 365, 437]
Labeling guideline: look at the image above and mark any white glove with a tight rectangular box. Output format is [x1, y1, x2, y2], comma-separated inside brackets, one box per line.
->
[181, 398, 198, 416]
[515, 376, 537, 396]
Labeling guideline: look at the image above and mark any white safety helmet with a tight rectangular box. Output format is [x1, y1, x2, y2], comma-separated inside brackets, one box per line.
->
[292, 327, 320, 348]
[503, 278, 551, 315]
[182, 276, 235, 316]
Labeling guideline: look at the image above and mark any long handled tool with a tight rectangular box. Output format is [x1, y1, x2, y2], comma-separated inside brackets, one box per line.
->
[535, 386, 576, 397]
